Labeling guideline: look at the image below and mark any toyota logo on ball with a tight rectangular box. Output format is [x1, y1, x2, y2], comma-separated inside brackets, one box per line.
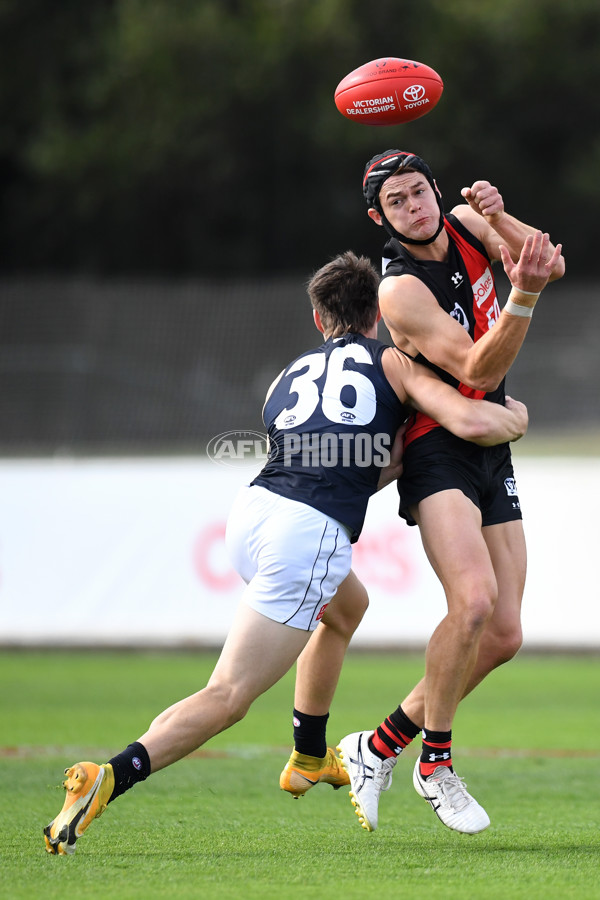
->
[403, 84, 426, 102]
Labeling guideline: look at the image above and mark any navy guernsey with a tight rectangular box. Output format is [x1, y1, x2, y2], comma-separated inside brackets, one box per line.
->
[252, 333, 408, 542]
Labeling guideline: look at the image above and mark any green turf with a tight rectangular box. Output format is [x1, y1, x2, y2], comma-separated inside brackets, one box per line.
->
[1, 650, 599, 899]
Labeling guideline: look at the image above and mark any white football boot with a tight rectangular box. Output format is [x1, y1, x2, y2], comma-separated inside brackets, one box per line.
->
[337, 731, 397, 831]
[412, 759, 490, 834]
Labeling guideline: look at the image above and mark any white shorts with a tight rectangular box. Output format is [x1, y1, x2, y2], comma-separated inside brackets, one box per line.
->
[225, 485, 352, 631]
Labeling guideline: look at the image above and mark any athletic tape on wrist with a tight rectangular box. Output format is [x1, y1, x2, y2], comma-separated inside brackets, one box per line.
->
[504, 298, 534, 318]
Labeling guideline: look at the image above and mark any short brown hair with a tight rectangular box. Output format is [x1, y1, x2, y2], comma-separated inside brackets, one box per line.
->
[307, 251, 380, 338]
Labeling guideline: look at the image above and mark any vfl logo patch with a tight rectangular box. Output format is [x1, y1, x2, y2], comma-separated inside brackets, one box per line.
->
[450, 303, 469, 331]
[504, 477, 518, 497]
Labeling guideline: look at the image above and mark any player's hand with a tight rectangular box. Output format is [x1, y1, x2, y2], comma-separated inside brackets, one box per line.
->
[461, 181, 504, 224]
[504, 395, 528, 441]
[377, 423, 407, 490]
[500, 230, 563, 295]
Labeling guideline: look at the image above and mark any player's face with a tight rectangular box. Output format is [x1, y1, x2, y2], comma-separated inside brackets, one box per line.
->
[378, 172, 440, 241]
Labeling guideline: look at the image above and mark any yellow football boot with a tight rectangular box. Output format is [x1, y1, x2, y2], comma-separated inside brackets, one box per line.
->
[279, 748, 350, 798]
[44, 762, 115, 855]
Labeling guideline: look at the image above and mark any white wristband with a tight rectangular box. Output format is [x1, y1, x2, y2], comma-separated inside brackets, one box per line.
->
[509, 288, 539, 296]
[504, 299, 534, 318]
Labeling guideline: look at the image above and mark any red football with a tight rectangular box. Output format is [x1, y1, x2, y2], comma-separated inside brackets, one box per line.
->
[334, 57, 443, 126]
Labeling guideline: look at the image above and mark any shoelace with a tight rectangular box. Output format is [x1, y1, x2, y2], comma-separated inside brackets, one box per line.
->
[433, 769, 471, 811]
[373, 756, 397, 793]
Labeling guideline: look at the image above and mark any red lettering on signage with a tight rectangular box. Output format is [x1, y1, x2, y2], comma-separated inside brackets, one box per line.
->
[193, 518, 418, 597]
[352, 524, 416, 593]
[193, 521, 240, 591]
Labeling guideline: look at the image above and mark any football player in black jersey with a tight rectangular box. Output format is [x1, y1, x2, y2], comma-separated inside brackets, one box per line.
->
[296, 151, 563, 835]
[43, 250, 531, 856]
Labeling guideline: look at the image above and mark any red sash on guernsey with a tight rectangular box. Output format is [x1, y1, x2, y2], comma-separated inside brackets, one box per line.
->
[404, 218, 499, 447]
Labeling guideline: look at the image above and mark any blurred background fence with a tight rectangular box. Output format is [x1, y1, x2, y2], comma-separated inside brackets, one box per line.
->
[1, 274, 599, 456]
[0, 276, 315, 453]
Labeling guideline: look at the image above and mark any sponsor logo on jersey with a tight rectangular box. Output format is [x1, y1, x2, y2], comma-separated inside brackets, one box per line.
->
[472, 267, 494, 308]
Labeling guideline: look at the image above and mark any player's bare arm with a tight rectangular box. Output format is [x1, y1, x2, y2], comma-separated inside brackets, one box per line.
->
[376, 422, 407, 490]
[381, 347, 528, 445]
[379, 231, 563, 392]
[379, 272, 527, 392]
[454, 180, 565, 280]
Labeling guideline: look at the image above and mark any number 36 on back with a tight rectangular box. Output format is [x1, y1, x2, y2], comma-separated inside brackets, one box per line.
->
[272, 344, 377, 429]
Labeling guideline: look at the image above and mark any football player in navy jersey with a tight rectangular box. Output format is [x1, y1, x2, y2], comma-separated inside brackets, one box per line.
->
[43, 249, 532, 856]
[291, 151, 564, 836]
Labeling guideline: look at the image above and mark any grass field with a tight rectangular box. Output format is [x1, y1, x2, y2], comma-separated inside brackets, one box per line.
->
[2, 650, 599, 899]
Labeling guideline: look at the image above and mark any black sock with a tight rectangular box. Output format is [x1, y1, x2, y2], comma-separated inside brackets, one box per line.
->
[107, 741, 151, 803]
[420, 728, 453, 777]
[293, 708, 329, 758]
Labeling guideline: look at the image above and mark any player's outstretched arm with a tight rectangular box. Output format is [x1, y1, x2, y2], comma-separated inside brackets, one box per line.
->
[452, 394, 529, 446]
[379, 231, 563, 394]
[411, 378, 528, 446]
[448, 230, 562, 391]
[382, 348, 528, 446]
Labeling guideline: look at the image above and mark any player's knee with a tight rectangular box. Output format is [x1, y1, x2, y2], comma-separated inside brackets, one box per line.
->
[492, 625, 523, 666]
[351, 579, 370, 620]
[322, 578, 369, 639]
[461, 591, 497, 636]
[339, 584, 369, 635]
[480, 617, 523, 670]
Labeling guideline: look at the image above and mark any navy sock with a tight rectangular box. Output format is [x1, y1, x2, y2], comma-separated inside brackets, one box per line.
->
[107, 741, 151, 803]
[293, 709, 329, 758]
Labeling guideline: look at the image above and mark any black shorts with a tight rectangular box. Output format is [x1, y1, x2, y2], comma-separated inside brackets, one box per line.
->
[397, 428, 523, 527]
